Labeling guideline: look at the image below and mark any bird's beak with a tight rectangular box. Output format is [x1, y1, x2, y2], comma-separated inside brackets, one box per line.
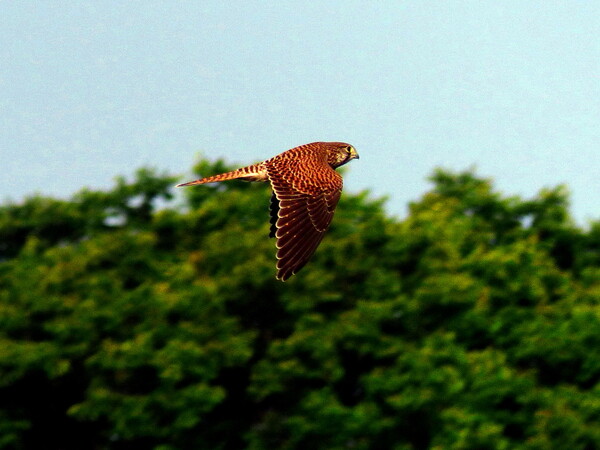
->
[351, 148, 360, 160]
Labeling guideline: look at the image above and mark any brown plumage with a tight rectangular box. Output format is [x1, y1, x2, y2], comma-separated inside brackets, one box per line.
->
[177, 142, 359, 281]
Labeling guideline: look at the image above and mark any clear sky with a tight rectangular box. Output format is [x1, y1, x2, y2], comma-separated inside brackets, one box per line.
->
[1, 2, 598, 224]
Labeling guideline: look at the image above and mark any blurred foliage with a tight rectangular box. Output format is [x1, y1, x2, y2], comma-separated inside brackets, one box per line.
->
[0, 161, 599, 449]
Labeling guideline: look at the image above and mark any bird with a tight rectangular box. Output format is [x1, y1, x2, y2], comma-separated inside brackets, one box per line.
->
[177, 141, 359, 281]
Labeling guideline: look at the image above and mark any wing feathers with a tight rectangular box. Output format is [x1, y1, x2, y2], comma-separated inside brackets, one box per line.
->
[266, 154, 343, 280]
[277, 232, 325, 280]
[269, 193, 280, 238]
[277, 215, 313, 249]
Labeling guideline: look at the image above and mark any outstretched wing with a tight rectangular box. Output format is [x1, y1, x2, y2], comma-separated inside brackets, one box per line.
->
[266, 152, 343, 281]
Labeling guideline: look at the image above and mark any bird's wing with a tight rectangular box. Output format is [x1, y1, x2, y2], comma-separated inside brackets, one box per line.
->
[266, 156, 343, 281]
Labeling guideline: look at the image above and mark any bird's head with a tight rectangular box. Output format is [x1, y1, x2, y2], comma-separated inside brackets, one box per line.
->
[325, 142, 360, 168]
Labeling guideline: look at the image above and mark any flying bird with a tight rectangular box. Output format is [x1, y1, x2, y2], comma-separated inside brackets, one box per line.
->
[177, 141, 359, 281]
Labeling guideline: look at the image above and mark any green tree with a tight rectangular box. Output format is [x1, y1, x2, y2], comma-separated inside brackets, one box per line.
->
[0, 163, 598, 449]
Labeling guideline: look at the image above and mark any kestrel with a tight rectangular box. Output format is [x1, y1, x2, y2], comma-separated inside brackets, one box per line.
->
[177, 142, 359, 281]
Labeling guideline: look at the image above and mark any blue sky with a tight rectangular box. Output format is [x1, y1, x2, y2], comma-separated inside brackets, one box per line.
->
[1, 2, 598, 224]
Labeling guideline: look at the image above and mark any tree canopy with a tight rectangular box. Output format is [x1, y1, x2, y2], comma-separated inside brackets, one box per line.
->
[1, 160, 599, 449]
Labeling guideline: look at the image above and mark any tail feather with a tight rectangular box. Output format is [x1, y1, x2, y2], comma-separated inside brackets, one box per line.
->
[177, 163, 267, 187]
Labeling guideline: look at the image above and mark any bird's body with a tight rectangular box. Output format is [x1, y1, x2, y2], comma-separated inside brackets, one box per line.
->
[178, 142, 359, 281]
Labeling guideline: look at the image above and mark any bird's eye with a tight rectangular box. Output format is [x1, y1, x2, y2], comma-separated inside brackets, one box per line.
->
[345, 146, 352, 153]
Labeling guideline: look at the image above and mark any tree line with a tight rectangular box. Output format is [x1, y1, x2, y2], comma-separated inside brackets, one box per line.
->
[1, 160, 599, 449]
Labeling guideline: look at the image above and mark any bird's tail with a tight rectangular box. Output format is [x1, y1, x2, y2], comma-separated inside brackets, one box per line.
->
[177, 163, 268, 187]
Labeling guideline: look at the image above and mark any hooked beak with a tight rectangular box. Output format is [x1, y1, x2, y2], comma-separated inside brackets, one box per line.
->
[351, 148, 360, 160]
